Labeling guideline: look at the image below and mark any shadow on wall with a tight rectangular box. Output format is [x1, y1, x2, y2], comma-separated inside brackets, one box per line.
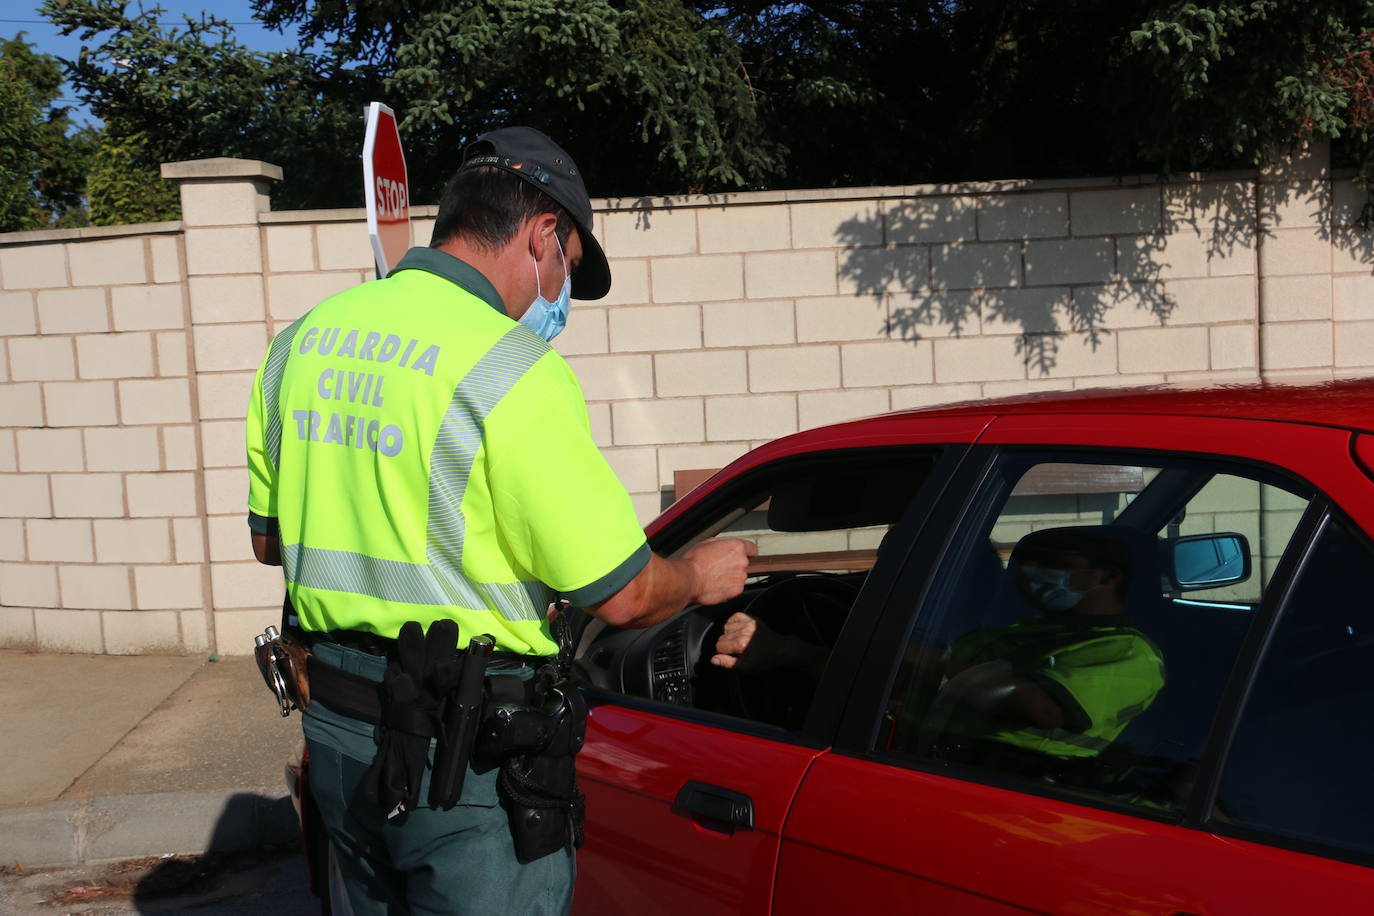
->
[617, 193, 730, 232]
[835, 176, 1362, 376]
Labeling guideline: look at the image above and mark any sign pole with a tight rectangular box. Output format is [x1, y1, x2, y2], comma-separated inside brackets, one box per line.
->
[362, 102, 411, 279]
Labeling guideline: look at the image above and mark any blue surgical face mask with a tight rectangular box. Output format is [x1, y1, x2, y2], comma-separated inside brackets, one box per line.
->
[1017, 565, 1086, 613]
[520, 233, 571, 342]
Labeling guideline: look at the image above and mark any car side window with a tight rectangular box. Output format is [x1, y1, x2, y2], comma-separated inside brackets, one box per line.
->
[683, 451, 944, 730]
[1212, 515, 1374, 861]
[577, 449, 942, 732]
[879, 452, 1313, 816]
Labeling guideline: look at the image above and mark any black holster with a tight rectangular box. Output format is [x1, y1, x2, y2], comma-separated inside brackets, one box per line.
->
[429, 635, 493, 809]
[481, 680, 588, 863]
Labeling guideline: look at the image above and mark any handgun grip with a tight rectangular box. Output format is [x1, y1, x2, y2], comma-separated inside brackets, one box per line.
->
[455, 635, 493, 706]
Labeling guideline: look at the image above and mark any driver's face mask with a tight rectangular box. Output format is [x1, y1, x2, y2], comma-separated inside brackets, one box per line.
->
[520, 232, 571, 342]
[1017, 564, 1087, 614]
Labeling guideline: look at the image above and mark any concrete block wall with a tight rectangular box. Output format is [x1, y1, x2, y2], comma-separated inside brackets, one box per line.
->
[0, 223, 206, 654]
[571, 145, 1371, 532]
[2, 144, 1371, 655]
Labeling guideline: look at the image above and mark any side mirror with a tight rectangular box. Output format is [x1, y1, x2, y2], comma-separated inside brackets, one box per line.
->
[1170, 532, 1252, 591]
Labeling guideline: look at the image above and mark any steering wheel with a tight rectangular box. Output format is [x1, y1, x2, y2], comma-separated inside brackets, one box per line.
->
[723, 575, 858, 728]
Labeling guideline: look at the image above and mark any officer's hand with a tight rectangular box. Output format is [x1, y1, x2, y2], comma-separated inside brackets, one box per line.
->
[683, 537, 756, 606]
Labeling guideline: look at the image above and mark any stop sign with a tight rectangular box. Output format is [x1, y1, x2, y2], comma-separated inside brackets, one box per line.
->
[363, 102, 410, 277]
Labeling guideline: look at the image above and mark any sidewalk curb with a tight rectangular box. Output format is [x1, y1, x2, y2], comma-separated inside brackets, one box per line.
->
[0, 786, 297, 868]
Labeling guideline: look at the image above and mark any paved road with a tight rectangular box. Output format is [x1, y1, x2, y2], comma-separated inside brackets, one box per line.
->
[0, 844, 318, 915]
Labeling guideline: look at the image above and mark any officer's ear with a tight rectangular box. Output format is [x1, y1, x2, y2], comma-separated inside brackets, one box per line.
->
[527, 212, 560, 261]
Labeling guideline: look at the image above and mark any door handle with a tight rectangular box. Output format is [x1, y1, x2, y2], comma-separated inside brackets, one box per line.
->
[672, 781, 754, 830]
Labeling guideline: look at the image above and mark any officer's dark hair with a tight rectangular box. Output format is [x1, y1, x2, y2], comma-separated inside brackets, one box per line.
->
[429, 165, 574, 252]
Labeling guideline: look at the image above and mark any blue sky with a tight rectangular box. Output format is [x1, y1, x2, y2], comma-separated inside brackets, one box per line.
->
[5, 1, 303, 126]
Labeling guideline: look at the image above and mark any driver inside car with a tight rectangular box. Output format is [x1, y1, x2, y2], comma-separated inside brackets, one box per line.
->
[712, 526, 1165, 772]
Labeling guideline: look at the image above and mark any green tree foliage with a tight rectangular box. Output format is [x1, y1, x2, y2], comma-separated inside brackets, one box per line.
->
[87, 131, 180, 225]
[37, 0, 1374, 213]
[686, 2, 956, 190]
[43, 0, 371, 210]
[254, 0, 778, 199]
[0, 55, 45, 231]
[690, 1, 1374, 189]
[250, 0, 1374, 195]
[1128, 2, 1374, 184]
[0, 34, 96, 231]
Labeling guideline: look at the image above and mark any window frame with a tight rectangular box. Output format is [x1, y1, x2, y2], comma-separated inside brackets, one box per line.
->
[832, 443, 1331, 832]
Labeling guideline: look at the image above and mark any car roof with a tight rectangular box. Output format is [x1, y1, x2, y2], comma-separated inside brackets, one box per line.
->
[654, 377, 1374, 534]
[884, 377, 1374, 433]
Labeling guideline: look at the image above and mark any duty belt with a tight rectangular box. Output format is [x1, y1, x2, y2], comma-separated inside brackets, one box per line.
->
[306, 652, 543, 729]
[309, 626, 545, 665]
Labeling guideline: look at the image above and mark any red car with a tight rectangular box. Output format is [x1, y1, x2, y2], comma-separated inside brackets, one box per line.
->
[572, 379, 1374, 915]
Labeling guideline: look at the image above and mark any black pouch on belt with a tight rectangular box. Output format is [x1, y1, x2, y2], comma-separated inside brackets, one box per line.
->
[362, 619, 457, 819]
[484, 680, 588, 863]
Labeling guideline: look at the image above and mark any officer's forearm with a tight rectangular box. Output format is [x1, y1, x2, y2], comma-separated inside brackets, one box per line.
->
[589, 553, 698, 629]
[591, 538, 754, 628]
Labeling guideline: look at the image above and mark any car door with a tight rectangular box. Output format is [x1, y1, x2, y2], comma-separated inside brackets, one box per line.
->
[573, 418, 988, 916]
[776, 414, 1374, 915]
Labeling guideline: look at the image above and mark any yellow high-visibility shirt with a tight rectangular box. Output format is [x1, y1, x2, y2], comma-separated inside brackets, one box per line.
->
[246, 247, 649, 655]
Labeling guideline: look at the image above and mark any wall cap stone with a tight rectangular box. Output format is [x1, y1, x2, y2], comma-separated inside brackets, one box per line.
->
[5, 164, 1335, 248]
[1260, 140, 1330, 184]
[161, 157, 283, 182]
[259, 204, 440, 225]
[256, 168, 1267, 225]
[593, 169, 1263, 213]
[0, 221, 182, 246]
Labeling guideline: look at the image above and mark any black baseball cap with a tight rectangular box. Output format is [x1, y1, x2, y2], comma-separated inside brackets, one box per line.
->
[461, 126, 611, 300]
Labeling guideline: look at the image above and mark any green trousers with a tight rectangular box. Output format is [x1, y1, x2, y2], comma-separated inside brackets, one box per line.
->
[302, 641, 574, 916]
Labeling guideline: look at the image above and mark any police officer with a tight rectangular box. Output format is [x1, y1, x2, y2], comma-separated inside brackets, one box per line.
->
[245, 126, 754, 915]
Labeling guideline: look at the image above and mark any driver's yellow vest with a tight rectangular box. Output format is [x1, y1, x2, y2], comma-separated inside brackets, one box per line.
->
[944, 617, 1165, 758]
[245, 247, 649, 655]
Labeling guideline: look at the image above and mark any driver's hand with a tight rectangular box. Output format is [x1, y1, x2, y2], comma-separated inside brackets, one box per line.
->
[711, 612, 794, 672]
